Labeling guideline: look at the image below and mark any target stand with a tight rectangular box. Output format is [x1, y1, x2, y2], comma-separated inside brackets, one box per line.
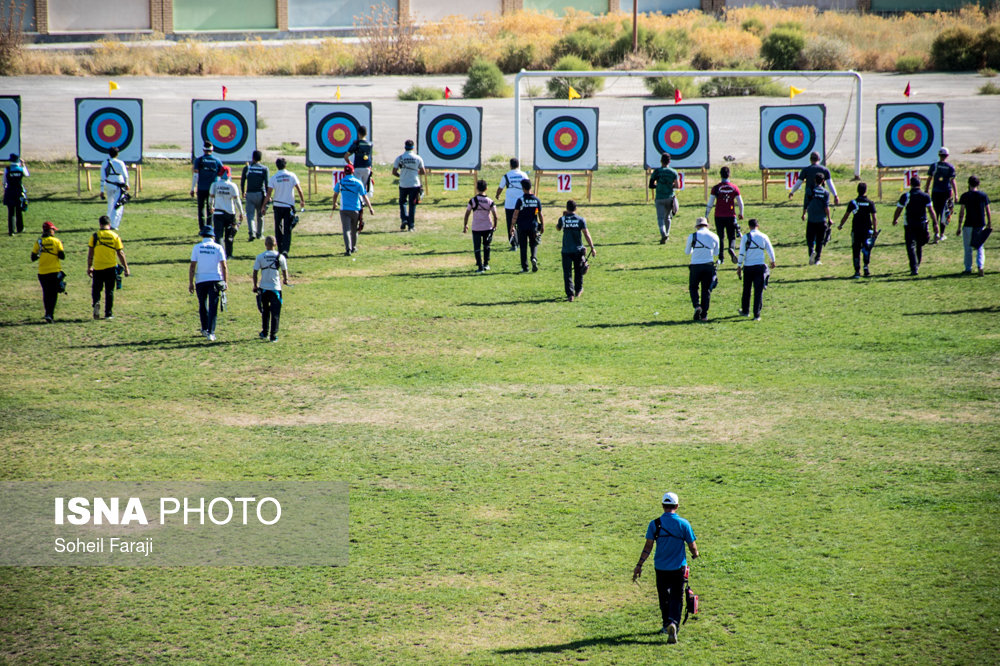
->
[759, 169, 789, 202]
[533, 171, 593, 202]
[77, 161, 142, 196]
[644, 167, 709, 203]
[876, 167, 923, 201]
[307, 166, 338, 198]
[423, 169, 479, 195]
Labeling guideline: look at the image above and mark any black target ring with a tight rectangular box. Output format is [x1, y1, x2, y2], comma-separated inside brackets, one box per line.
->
[84, 107, 134, 154]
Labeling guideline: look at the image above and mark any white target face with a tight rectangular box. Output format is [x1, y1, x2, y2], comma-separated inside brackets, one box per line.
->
[0, 96, 21, 160]
[76, 98, 143, 164]
[876, 103, 943, 168]
[759, 105, 826, 170]
[417, 104, 482, 171]
[192, 100, 257, 163]
[643, 104, 709, 170]
[534, 107, 599, 172]
[306, 102, 372, 168]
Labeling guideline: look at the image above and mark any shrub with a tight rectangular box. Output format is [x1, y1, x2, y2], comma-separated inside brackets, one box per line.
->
[700, 76, 784, 97]
[546, 55, 603, 98]
[978, 25, 1000, 70]
[498, 42, 537, 74]
[462, 59, 511, 98]
[979, 81, 1000, 95]
[760, 28, 805, 70]
[601, 26, 689, 67]
[895, 55, 924, 74]
[931, 26, 979, 71]
[644, 63, 698, 99]
[741, 17, 765, 37]
[980, 67, 998, 78]
[355, 5, 422, 75]
[552, 25, 612, 65]
[0, 1, 26, 75]
[397, 85, 444, 101]
[798, 36, 852, 70]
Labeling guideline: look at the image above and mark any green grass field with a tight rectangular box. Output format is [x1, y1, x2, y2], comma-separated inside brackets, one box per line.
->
[1, 161, 998, 664]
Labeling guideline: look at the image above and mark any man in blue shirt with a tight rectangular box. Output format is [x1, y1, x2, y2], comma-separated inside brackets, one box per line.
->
[633, 491, 699, 643]
[190, 141, 223, 229]
[331, 164, 374, 256]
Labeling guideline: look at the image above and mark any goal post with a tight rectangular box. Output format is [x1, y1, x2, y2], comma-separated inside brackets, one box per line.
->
[513, 69, 864, 179]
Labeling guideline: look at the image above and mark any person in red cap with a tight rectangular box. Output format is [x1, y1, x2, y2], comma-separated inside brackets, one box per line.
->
[331, 163, 374, 256]
[209, 164, 244, 259]
[30, 221, 65, 323]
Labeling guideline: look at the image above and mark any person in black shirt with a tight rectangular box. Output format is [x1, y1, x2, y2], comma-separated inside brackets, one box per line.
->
[512, 179, 544, 273]
[837, 182, 879, 278]
[240, 150, 269, 242]
[801, 173, 831, 265]
[191, 142, 223, 228]
[788, 151, 839, 209]
[956, 175, 992, 276]
[347, 126, 374, 228]
[927, 147, 957, 242]
[3, 153, 28, 236]
[556, 200, 596, 301]
[892, 176, 937, 276]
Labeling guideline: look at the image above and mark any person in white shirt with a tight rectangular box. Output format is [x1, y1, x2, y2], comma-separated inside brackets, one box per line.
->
[252, 235, 289, 343]
[100, 147, 129, 230]
[265, 157, 305, 257]
[209, 165, 245, 259]
[188, 226, 228, 342]
[391, 139, 425, 231]
[495, 158, 530, 250]
[736, 218, 777, 321]
[684, 217, 720, 322]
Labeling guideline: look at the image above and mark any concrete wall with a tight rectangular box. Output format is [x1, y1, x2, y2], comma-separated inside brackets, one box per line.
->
[46, 0, 150, 32]
[173, 0, 276, 31]
[523, 0, 607, 16]
[410, 0, 500, 22]
[637, 0, 699, 14]
[871, 0, 984, 10]
[288, 0, 397, 29]
[725, 0, 860, 8]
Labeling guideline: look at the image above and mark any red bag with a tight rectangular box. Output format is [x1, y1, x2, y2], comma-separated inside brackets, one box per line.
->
[683, 565, 699, 624]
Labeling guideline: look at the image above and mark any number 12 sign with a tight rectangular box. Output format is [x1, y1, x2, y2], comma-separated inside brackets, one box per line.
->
[443, 172, 459, 191]
[557, 174, 572, 193]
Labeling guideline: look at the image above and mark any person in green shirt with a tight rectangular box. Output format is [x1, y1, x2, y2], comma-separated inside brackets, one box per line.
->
[649, 153, 679, 244]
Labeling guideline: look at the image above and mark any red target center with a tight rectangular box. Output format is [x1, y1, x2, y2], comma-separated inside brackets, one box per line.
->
[554, 128, 579, 151]
[780, 127, 804, 148]
[212, 119, 237, 141]
[326, 123, 351, 147]
[664, 125, 689, 149]
[97, 119, 122, 143]
[896, 123, 922, 147]
[435, 125, 461, 149]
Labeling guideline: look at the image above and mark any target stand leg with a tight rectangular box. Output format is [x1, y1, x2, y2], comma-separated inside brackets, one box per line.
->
[645, 169, 651, 203]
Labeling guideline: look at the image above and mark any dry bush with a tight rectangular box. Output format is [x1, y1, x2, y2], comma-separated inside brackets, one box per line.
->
[689, 25, 760, 68]
[418, 15, 503, 73]
[798, 35, 853, 71]
[0, 0, 27, 75]
[355, 4, 421, 75]
[86, 40, 152, 76]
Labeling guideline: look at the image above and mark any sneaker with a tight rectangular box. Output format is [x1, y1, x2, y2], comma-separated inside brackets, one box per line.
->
[43, 315, 53, 323]
[939, 234, 946, 242]
[531, 258, 538, 272]
[520, 268, 529, 273]
[345, 251, 352, 257]
[910, 269, 919, 276]
[659, 234, 667, 245]
[269, 336, 278, 343]
[659, 626, 670, 635]
[483, 265, 490, 272]
[104, 315, 114, 320]
[738, 310, 749, 317]
[207, 334, 216, 342]
[814, 260, 822, 265]
[666, 623, 678, 644]
[700, 312, 708, 321]
[400, 223, 407, 230]
[978, 268, 985, 277]
[693, 307, 702, 321]
[247, 236, 255, 243]
[259, 331, 268, 340]
[809, 251, 816, 265]
[728, 248, 738, 263]
[863, 267, 870, 277]
[663, 234, 669, 243]
[201, 329, 208, 338]
[509, 244, 517, 252]
[852, 273, 861, 279]
[754, 316, 761, 321]
[476, 268, 485, 274]
[575, 288, 583, 298]
[567, 294, 574, 302]
[93, 303, 101, 320]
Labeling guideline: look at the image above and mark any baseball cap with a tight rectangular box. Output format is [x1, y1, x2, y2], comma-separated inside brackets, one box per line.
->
[404, 139, 415, 149]
[662, 492, 679, 506]
[42, 221, 58, 232]
[203, 141, 214, 151]
[344, 163, 354, 174]
[938, 146, 949, 155]
[694, 217, 709, 228]
[8, 153, 17, 162]
[199, 225, 215, 238]
[219, 165, 231, 177]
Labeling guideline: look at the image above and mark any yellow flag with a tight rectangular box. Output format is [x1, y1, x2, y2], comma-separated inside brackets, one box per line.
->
[789, 86, 804, 99]
[109, 81, 119, 95]
[335, 86, 341, 101]
[567, 86, 581, 101]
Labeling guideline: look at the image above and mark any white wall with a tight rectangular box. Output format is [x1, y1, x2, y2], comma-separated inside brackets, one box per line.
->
[409, 0, 502, 23]
[48, 0, 151, 33]
[725, 0, 860, 9]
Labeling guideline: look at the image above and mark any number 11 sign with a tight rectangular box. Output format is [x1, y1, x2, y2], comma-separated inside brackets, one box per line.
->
[443, 172, 458, 191]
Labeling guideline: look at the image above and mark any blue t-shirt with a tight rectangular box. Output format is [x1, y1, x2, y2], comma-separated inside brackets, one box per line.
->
[927, 161, 956, 194]
[194, 154, 223, 191]
[334, 175, 367, 211]
[645, 513, 696, 571]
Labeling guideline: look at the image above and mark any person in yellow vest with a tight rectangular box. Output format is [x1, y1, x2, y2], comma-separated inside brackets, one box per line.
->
[86, 215, 130, 320]
[30, 220, 65, 323]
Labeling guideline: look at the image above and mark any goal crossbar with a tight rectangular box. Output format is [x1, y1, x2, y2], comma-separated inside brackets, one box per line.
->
[513, 70, 864, 178]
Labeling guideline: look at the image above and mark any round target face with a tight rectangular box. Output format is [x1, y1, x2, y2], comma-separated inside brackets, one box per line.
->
[0, 111, 10, 152]
[652, 114, 700, 161]
[424, 113, 472, 160]
[84, 108, 134, 153]
[767, 114, 815, 162]
[542, 116, 590, 163]
[315, 112, 359, 159]
[884, 112, 934, 159]
[201, 108, 249, 155]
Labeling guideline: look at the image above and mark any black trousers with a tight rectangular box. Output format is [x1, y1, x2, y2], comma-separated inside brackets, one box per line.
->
[196, 189, 211, 227]
[273, 206, 294, 256]
[504, 208, 517, 246]
[398, 187, 420, 229]
[561, 251, 585, 297]
[806, 223, 827, 260]
[38, 272, 60, 318]
[688, 263, 715, 314]
[213, 212, 237, 259]
[195, 281, 220, 334]
[517, 225, 539, 270]
[850, 229, 870, 273]
[472, 229, 493, 269]
[905, 224, 926, 274]
[91, 267, 116, 316]
[741, 264, 767, 318]
[7, 203, 23, 235]
[931, 191, 950, 229]
[715, 217, 738, 260]
[655, 568, 686, 629]
[260, 289, 281, 339]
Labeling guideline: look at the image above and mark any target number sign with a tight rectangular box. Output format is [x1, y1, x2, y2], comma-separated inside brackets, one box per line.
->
[759, 105, 826, 170]
[557, 174, 572, 193]
[534, 107, 599, 172]
[443, 172, 459, 191]
[192, 100, 256, 164]
[76, 98, 143, 164]
[643, 104, 709, 170]
[417, 105, 482, 171]
[876, 103, 944, 168]
[307, 102, 372, 168]
[785, 171, 800, 190]
[903, 169, 920, 187]
[332, 171, 344, 188]
[676, 172, 686, 191]
[0, 96, 21, 161]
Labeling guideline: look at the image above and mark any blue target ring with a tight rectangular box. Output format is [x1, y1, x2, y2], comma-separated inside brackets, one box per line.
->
[424, 113, 472, 161]
[84, 108, 133, 154]
[0, 111, 10, 152]
[201, 108, 248, 155]
[768, 114, 815, 161]
[316, 112, 359, 159]
[884, 112, 933, 159]
[653, 114, 699, 161]
[542, 117, 589, 163]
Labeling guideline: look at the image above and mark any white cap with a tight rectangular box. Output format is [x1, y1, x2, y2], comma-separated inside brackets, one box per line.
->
[938, 146, 949, 156]
[694, 217, 709, 228]
[662, 492, 679, 506]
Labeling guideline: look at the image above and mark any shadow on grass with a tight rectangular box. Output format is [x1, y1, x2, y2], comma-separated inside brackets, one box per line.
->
[460, 297, 566, 306]
[129, 257, 196, 266]
[0, 317, 92, 327]
[405, 249, 467, 256]
[581, 315, 745, 328]
[67, 336, 245, 350]
[388, 271, 479, 280]
[495, 631, 664, 655]
[904, 305, 1000, 316]
[881, 272, 975, 283]
[607, 264, 688, 272]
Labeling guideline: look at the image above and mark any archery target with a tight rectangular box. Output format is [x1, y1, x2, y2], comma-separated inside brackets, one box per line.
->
[75, 98, 142, 163]
[0, 96, 20, 160]
[876, 103, 943, 168]
[192, 100, 256, 163]
[759, 105, 826, 170]
[417, 105, 482, 170]
[534, 107, 599, 172]
[643, 104, 709, 169]
[306, 102, 372, 168]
